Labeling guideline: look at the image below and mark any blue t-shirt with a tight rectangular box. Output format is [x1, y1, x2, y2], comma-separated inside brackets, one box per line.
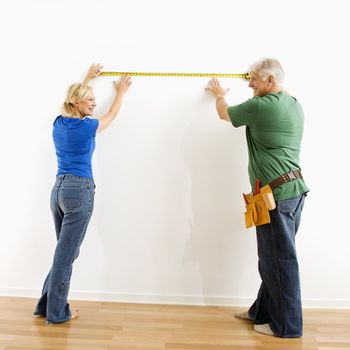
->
[53, 116, 99, 179]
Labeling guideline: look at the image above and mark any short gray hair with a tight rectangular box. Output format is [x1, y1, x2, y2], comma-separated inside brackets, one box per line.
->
[248, 58, 284, 85]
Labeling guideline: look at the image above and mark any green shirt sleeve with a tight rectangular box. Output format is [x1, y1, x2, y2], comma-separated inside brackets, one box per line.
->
[227, 97, 260, 128]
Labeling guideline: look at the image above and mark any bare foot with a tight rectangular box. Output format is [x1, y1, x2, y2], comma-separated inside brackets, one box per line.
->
[70, 308, 80, 320]
[234, 310, 251, 320]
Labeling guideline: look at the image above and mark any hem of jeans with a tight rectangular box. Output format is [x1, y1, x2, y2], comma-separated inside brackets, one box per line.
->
[45, 309, 72, 325]
[33, 312, 46, 317]
[276, 334, 303, 338]
[270, 324, 302, 338]
[248, 311, 253, 321]
[46, 317, 71, 325]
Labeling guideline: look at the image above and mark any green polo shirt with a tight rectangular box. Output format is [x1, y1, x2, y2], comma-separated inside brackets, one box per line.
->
[227, 92, 309, 201]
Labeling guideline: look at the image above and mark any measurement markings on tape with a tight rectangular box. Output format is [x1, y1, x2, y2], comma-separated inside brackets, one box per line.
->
[100, 71, 250, 79]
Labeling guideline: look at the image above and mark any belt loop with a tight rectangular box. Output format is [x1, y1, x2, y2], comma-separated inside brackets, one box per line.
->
[294, 169, 303, 179]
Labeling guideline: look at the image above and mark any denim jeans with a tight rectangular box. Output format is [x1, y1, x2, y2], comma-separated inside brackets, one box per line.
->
[248, 194, 306, 337]
[34, 174, 95, 323]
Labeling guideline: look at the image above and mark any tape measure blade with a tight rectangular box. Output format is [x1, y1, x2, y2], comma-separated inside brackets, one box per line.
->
[100, 71, 250, 79]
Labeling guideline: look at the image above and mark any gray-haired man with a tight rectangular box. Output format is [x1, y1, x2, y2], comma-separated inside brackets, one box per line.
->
[206, 58, 309, 337]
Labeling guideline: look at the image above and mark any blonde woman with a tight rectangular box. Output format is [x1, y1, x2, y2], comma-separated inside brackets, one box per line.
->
[33, 64, 132, 324]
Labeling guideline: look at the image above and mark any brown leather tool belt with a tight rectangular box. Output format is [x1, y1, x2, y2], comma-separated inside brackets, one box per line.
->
[269, 170, 303, 190]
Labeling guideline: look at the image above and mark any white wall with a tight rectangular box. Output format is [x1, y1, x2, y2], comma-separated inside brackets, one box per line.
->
[1, 0, 349, 308]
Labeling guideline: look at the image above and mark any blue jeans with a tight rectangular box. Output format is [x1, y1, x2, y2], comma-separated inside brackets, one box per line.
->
[248, 194, 306, 337]
[34, 174, 95, 323]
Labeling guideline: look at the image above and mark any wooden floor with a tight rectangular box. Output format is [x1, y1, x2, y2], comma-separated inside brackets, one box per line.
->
[0, 297, 350, 350]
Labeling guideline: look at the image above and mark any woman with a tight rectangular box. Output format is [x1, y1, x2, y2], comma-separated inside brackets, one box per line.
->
[33, 64, 132, 324]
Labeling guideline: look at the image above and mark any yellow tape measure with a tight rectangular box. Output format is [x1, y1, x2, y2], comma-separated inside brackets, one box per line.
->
[100, 71, 250, 79]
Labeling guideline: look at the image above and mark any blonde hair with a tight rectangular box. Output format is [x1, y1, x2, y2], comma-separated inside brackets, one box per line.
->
[61, 83, 92, 116]
[248, 58, 285, 85]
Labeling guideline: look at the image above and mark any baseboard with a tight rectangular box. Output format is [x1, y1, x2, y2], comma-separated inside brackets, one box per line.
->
[1, 288, 349, 309]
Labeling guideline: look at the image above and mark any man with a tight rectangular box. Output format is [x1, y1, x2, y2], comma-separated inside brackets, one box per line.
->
[206, 58, 309, 338]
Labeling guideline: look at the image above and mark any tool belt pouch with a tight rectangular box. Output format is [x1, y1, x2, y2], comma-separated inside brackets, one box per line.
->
[244, 185, 276, 228]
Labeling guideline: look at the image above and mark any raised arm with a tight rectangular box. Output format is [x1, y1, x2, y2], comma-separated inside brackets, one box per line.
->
[205, 78, 230, 122]
[96, 76, 132, 133]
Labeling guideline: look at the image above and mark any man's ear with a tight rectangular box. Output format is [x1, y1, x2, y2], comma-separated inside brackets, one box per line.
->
[268, 75, 275, 85]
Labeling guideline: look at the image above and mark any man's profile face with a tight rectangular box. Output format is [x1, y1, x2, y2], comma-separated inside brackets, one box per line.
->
[248, 71, 271, 97]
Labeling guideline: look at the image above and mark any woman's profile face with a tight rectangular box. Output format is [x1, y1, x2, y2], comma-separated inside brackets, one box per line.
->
[76, 92, 96, 117]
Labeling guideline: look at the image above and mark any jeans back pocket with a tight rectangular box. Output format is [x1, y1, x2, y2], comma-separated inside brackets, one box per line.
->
[61, 185, 84, 209]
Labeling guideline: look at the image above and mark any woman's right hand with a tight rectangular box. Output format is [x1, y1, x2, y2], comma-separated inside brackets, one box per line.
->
[114, 76, 132, 94]
[83, 63, 103, 84]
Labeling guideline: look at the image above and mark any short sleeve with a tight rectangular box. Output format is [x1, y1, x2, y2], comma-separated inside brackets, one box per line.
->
[227, 97, 260, 128]
[84, 118, 99, 137]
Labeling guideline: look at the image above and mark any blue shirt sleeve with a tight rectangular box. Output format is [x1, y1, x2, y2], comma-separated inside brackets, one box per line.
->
[84, 117, 99, 137]
[227, 97, 260, 128]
